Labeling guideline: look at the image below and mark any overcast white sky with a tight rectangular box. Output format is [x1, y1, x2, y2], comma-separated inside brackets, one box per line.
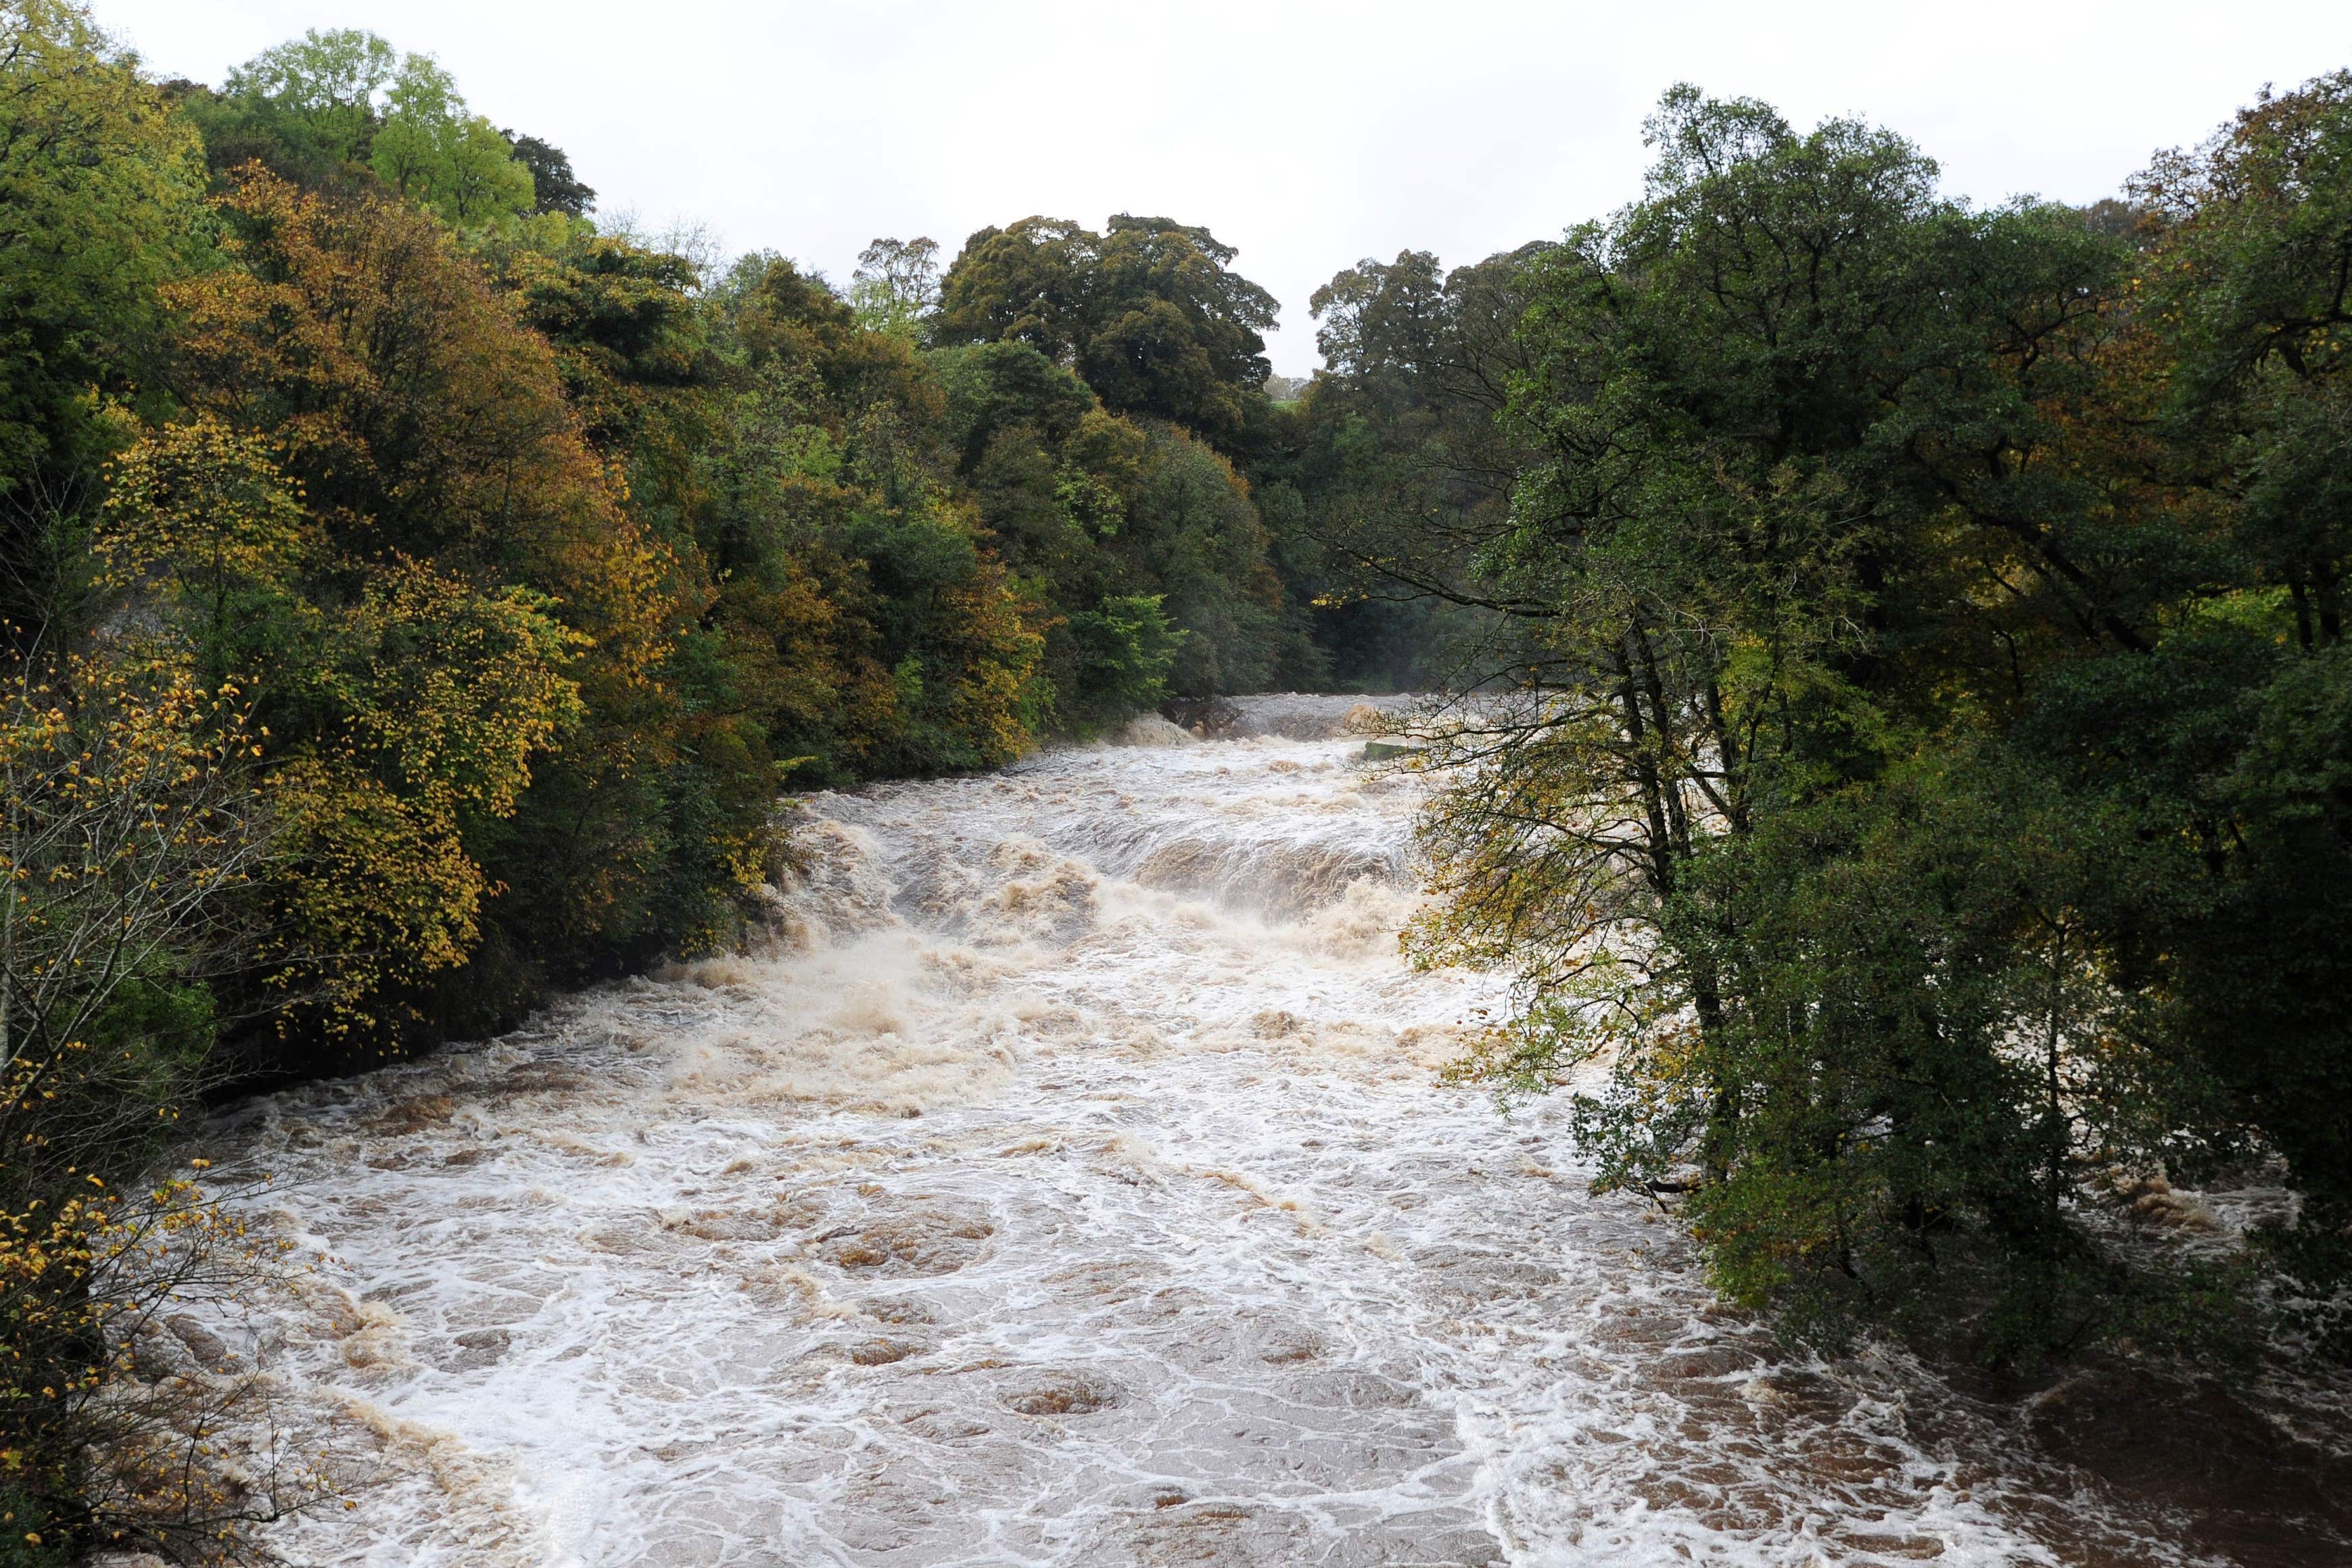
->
[98, 1, 2352, 373]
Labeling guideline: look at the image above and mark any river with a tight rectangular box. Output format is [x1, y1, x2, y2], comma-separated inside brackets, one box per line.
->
[181, 695, 2343, 1567]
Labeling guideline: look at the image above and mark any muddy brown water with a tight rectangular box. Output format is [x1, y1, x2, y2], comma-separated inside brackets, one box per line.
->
[174, 696, 2349, 1566]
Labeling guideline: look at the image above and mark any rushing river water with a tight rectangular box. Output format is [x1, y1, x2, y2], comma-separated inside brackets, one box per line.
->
[181, 696, 2347, 1567]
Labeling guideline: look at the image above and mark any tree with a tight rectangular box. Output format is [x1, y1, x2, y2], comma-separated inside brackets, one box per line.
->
[933, 214, 1279, 449]
[0, 0, 207, 633]
[210, 26, 392, 175]
[1065, 594, 1183, 719]
[367, 55, 533, 227]
[147, 169, 684, 1049]
[849, 236, 939, 339]
[1120, 428, 1286, 696]
[0, 652, 313, 1560]
[503, 130, 594, 216]
[182, 30, 544, 233]
[1261, 245, 1543, 689]
[700, 254, 1044, 778]
[1407, 85, 2249, 1359]
[926, 337, 1311, 716]
[2107, 72, 2352, 1330]
[0, 657, 266, 1158]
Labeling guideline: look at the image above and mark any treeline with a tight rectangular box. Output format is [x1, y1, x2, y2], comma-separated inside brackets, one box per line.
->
[0, 5, 1458, 1553]
[1375, 80, 2352, 1367]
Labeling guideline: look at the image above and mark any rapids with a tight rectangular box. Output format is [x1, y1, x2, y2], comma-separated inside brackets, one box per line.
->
[175, 696, 2328, 1566]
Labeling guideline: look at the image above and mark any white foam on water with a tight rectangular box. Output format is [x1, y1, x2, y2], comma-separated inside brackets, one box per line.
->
[189, 699, 2214, 1567]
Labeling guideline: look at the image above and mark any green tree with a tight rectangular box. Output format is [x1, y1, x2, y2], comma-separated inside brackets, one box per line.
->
[1066, 593, 1183, 719]
[933, 214, 1279, 450]
[1119, 427, 1286, 696]
[1408, 85, 2252, 1360]
[849, 235, 939, 339]
[2103, 72, 2352, 1333]
[368, 55, 533, 226]
[504, 130, 594, 217]
[0, 0, 207, 631]
[1259, 245, 1542, 688]
[927, 337, 1309, 714]
[694, 254, 1045, 779]
[179, 30, 546, 235]
[207, 26, 392, 177]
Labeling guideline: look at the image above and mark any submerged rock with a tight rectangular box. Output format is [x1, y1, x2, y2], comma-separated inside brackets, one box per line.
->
[1114, 713, 1200, 747]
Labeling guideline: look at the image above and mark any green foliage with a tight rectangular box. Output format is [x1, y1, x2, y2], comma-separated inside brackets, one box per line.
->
[197, 26, 393, 181]
[179, 28, 544, 233]
[1066, 594, 1183, 723]
[1658, 759, 2198, 1357]
[926, 337, 1310, 710]
[1123, 429, 1286, 696]
[367, 55, 534, 226]
[0, 0, 208, 628]
[1256, 245, 1539, 689]
[688, 252, 1043, 782]
[934, 214, 1278, 450]
[223, 28, 391, 152]
[1415, 78, 2352, 1366]
[849, 236, 939, 339]
[504, 130, 594, 217]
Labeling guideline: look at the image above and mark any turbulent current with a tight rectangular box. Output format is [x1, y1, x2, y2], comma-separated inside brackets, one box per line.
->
[179, 696, 2336, 1567]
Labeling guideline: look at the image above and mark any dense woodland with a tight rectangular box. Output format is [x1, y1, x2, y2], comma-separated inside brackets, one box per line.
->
[0, 0, 2347, 1555]
[1400, 81, 2352, 1371]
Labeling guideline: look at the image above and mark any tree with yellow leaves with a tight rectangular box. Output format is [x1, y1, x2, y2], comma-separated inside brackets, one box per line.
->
[0, 652, 312, 1559]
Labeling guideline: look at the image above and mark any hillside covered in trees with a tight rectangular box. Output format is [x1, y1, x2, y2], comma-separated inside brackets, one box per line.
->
[3, 0, 2351, 1555]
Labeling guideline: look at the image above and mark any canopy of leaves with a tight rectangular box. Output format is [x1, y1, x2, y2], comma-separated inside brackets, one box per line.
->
[1252, 245, 1545, 690]
[367, 55, 533, 225]
[178, 28, 540, 229]
[505, 130, 594, 217]
[933, 215, 1279, 449]
[0, 0, 207, 626]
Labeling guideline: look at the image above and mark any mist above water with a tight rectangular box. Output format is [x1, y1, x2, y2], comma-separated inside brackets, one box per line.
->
[183, 696, 2272, 1567]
